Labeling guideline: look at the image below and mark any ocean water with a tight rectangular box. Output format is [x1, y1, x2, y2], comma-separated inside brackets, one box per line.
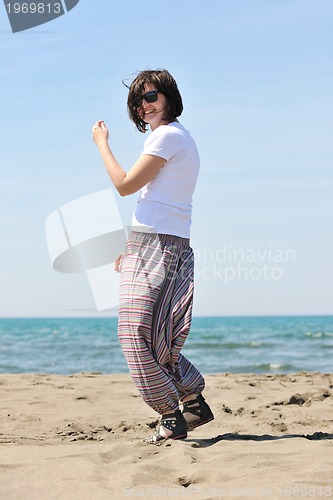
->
[0, 316, 332, 375]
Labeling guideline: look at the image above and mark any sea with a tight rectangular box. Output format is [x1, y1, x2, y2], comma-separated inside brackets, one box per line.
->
[0, 316, 332, 375]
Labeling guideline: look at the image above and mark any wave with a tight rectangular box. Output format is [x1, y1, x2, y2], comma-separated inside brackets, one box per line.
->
[231, 363, 299, 374]
[305, 331, 333, 339]
[186, 341, 270, 350]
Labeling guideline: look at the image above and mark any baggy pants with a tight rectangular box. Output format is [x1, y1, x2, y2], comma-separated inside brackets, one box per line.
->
[118, 231, 205, 415]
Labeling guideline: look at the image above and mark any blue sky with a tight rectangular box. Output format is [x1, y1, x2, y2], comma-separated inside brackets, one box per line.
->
[0, 0, 332, 317]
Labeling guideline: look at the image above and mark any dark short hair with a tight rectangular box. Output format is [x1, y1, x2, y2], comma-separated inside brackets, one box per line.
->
[126, 69, 183, 133]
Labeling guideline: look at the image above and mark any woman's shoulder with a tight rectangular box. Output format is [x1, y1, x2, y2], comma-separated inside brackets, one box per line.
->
[143, 122, 187, 158]
[145, 122, 181, 143]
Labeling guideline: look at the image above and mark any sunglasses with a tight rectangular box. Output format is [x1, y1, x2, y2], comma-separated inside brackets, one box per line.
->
[134, 90, 160, 107]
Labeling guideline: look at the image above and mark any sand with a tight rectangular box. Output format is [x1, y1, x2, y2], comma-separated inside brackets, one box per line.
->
[0, 372, 333, 500]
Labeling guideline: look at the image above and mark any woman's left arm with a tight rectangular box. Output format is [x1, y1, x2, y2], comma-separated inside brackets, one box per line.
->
[92, 121, 165, 196]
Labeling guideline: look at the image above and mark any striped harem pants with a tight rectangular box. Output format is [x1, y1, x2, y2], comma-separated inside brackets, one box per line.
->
[118, 231, 205, 415]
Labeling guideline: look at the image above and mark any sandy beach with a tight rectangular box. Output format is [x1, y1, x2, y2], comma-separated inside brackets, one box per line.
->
[1, 371, 333, 500]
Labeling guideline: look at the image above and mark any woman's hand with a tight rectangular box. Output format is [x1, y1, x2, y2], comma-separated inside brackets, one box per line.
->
[92, 120, 109, 147]
[114, 253, 123, 273]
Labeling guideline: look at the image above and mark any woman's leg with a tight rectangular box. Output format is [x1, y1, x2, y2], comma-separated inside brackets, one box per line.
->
[118, 232, 205, 415]
[118, 232, 180, 414]
[151, 243, 205, 399]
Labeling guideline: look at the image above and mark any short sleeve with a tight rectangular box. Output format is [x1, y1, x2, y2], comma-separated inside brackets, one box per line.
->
[142, 127, 180, 161]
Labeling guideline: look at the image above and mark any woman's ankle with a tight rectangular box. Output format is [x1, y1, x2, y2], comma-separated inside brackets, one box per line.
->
[182, 393, 199, 403]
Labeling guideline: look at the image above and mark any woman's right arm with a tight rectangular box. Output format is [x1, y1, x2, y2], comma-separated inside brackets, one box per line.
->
[92, 121, 165, 197]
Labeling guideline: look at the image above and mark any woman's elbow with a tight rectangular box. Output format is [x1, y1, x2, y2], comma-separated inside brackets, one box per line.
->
[117, 184, 135, 197]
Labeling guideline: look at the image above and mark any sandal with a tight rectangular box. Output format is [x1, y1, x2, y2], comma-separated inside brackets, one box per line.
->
[146, 409, 188, 444]
[182, 393, 214, 431]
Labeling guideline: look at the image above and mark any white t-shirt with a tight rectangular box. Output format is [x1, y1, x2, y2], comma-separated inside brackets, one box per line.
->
[131, 122, 200, 238]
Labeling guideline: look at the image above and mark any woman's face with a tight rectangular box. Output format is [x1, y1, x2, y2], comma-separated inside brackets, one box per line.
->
[136, 82, 168, 131]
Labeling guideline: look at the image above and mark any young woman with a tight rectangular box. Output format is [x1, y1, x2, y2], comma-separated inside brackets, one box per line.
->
[92, 69, 214, 443]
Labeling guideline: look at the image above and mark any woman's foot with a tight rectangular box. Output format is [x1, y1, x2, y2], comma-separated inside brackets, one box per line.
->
[182, 393, 214, 431]
[146, 409, 188, 444]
